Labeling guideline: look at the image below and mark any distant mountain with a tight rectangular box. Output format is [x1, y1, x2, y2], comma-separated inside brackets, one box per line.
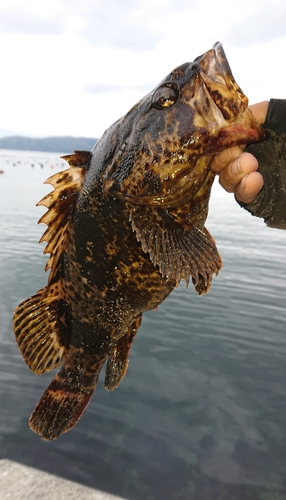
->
[0, 135, 97, 153]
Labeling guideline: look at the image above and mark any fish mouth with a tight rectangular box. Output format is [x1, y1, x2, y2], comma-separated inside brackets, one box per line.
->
[194, 42, 264, 149]
[196, 42, 247, 122]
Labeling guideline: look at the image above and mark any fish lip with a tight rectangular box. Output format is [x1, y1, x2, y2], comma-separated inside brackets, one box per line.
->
[197, 43, 266, 146]
[212, 42, 235, 88]
[196, 41, 248, 122]
[200, 42, 239, 95]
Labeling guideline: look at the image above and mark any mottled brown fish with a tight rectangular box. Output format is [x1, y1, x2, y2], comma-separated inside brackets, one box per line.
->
[13, 42, 264, 440]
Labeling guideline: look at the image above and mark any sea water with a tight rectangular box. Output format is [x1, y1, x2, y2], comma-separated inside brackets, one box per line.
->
[0, 150, 285, 500]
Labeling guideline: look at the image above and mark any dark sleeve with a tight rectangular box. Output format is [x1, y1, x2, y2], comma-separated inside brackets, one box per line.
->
[238, 99, 286, 229]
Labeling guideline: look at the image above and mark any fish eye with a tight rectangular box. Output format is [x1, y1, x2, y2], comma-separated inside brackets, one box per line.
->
[152, 84, 179, 110]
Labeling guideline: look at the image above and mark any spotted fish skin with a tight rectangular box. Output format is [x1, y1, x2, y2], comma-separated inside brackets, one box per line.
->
[13, 43, 264, 440]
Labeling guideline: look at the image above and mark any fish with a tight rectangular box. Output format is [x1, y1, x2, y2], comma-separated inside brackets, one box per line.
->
[13, 42, 264, 440]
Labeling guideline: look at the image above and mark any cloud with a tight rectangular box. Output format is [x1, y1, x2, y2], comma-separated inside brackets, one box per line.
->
[1, 0, 286, 139]
[168, 0, 198, 9]
[83, 83, 154, 95]
[78, 0, 161, 52]
[225, 1, 286, 46]
[2, 0, 286, 52]
[0, 4, 64, 36]
[0, 0, 161, 52]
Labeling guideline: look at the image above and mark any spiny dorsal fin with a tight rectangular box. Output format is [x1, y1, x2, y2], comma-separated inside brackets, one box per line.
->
[13, 286, 66, 375]
[61, 150, 92, 168]
[37, 151, 91, 281]
[129, 205, 222, 294]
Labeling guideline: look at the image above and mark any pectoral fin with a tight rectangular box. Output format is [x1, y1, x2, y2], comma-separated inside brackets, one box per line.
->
[129, 205, 221, 294]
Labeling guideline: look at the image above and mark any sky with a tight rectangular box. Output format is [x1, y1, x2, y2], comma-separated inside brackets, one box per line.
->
[1, 0, 286, 139]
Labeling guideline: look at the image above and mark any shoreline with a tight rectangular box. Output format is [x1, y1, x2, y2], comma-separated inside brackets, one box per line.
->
[0, 459, 125, 500]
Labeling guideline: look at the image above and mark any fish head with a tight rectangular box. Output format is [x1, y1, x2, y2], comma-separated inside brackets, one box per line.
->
[102, 42, 264, 208]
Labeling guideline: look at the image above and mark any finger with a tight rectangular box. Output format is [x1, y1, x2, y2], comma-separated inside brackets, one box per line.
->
[235, 171, 264, 203]
[249, 101, 269, 124]
[212, 145, 245, 173]
[218, 152, 258, 193]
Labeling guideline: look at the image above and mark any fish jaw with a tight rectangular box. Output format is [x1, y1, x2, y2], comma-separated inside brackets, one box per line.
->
[186, 43, 265, 148]
[194, 42, 248, 122]
[202, 107, 265, 156]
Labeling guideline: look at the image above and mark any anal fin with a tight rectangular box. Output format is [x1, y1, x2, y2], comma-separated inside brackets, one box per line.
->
[104, 315, 142, 391]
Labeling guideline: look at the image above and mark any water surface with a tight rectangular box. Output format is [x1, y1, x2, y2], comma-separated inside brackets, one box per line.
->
[0, 150, 285, 499]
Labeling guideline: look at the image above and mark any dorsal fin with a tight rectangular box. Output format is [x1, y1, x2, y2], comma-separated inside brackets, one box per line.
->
[61, 150, 92, 168]
[37, 151, 91, 281]
[129, 205, 222, 294]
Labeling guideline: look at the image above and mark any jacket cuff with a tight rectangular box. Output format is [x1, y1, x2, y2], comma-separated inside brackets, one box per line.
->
[238, 122, 286, 229]
[264, 99, 286, 136]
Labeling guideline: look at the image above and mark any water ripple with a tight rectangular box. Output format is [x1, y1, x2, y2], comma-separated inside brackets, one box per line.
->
[0, 152, 285, 499]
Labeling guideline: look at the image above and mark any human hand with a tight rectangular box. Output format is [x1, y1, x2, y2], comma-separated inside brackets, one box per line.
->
[212, 101, 269, 203]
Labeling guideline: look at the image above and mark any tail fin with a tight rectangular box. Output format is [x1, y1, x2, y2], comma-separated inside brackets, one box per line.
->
[29, 373, 95, 440]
